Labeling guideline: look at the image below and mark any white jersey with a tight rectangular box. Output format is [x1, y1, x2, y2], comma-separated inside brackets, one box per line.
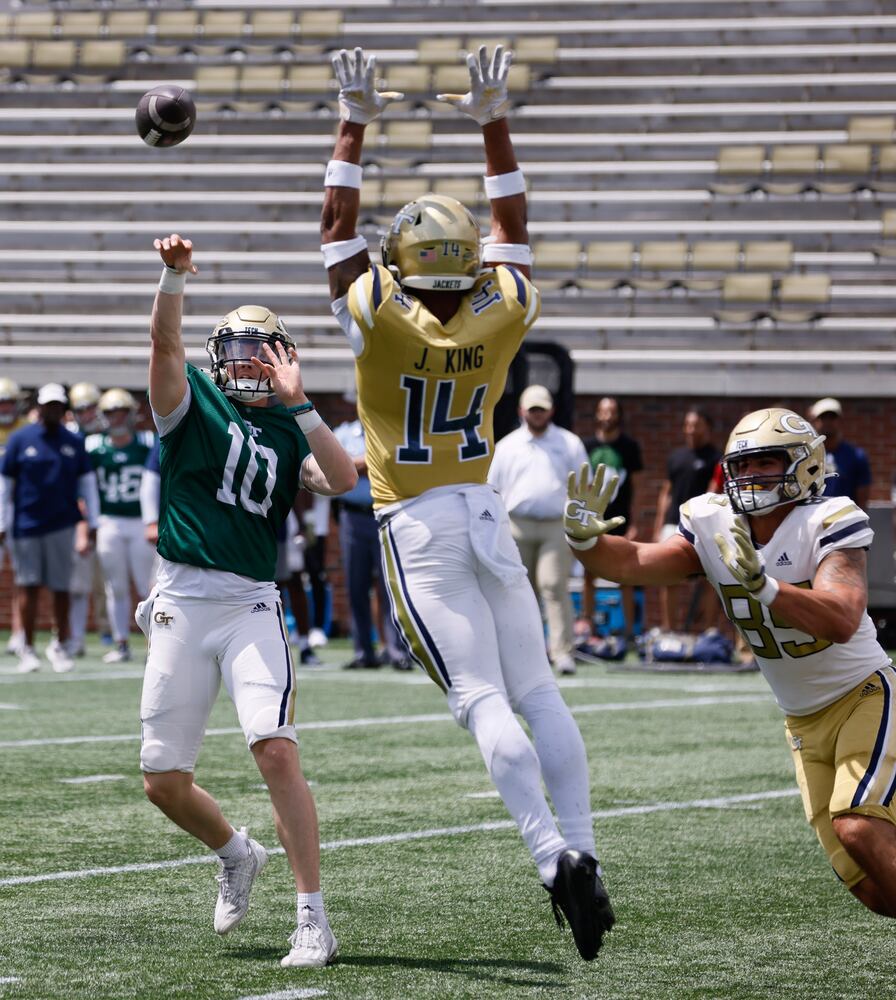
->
[680, 493, 890, 716]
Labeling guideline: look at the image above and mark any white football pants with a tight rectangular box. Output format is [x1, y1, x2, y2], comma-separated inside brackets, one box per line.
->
[96, 515, 155, 642]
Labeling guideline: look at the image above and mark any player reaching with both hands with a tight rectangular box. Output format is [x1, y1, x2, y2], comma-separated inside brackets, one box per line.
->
[319, 45, 615, 960]
[566, 408, 896, 917]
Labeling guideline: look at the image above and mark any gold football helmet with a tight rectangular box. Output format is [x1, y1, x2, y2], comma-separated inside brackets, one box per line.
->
[99, 388, 136, 412]
[206, 304, 294, 400]
[69, 382, 100, 411]
[721, 408, 826, 515]
[381, 194, 481, 291]
[0, 377, 21, 426]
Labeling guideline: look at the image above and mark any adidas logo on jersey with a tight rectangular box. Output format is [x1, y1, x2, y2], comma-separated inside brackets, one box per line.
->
[860, 682, 880, 698]
[775, 552, 792, 567]
[479, 509, 495, 522]
[250, 602, 270, 614]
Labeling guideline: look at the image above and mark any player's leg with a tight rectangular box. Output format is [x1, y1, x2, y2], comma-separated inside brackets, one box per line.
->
[44, 528, 74, 671]
[339, 508, 378, 667]
[380, 500, 568, 880]
[534, 520, 577, 673]
[827, 668, 896, 916]
[220, 599, 336, 965]
[97, 519, 132, 657]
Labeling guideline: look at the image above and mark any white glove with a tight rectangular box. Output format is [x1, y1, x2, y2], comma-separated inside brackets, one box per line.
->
[714, 521, 779, 605]
[436, 45, 512, 126]
[565, 463, 627, 550]
[331, 47, 404, 125]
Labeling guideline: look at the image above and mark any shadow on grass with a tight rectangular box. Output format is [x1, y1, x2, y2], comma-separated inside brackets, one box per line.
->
[227, 946, 568, 987]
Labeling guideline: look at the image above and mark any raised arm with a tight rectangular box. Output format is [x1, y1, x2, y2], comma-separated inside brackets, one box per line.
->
[565, 463, 702, 585]
[149, 233, 198, 417]
[321, 48, 403, 301]
[437, 46, 530, 277]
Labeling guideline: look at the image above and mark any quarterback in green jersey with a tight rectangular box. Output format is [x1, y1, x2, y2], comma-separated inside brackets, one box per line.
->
[140, 232, 356, 970]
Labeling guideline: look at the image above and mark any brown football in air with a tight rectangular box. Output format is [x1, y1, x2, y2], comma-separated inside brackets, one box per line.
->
[135, 85, 196, 147]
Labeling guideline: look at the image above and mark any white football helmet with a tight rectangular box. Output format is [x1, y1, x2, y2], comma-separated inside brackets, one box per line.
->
[721, 408, 826, 515]
[381, 194, 481, 291]
[206, 305, 294, 401]
[0, 377, 21, 426]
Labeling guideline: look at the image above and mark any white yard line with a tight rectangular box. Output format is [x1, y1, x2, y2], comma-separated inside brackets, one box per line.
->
[237, 991, 326, 1000]
[58, 775, 126, 785]
[0, 788, 798, 889]
[0, 694, 771, 750]
[0, 703, 21, 710]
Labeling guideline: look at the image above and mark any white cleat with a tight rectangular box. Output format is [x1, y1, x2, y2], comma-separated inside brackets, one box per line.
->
[308, 628, 328, 649]
[213, 832, 267, 935]
[17, 647, 41, 673]
[555, 653, 577, 676]
[103, 645, 132, 664]
[6, 632, 25, 656]
[280, 906, 339, 968]
[46, 640, 74, 674]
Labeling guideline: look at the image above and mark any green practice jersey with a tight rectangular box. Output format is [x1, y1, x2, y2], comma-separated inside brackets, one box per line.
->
[158, 364, 310, 581]
[87, 431, 155, 518]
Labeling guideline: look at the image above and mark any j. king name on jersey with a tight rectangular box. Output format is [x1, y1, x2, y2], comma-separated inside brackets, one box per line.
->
[411, 343, 485, 375]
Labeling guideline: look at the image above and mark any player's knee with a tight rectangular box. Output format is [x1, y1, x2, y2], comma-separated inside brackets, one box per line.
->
[140, 739, 185, 778]
[832, 812, 874, 853]
[142, 768, 189, 810]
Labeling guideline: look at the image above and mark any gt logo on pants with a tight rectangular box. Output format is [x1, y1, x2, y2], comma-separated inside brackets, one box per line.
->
[153, 610, 174, 626]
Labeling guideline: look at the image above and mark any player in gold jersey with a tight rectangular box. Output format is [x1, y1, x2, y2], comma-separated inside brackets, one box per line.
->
[566, 408, 896, 918]
[321, 46, 613, 960]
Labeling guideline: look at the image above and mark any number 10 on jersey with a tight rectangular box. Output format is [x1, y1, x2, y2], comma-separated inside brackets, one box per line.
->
[397, 375, 489, 464]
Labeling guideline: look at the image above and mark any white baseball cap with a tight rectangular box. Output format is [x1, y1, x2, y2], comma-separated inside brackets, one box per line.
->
[519, 384, 553, 411]
[36, 383, 68, 406]
[809, 397, 842, 419]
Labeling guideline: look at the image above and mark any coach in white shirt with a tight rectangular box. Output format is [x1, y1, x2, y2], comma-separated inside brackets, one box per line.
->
[489, 385, 588, 675]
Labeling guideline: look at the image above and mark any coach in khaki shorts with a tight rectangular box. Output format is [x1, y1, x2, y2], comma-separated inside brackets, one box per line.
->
[0, 382, 99, 674]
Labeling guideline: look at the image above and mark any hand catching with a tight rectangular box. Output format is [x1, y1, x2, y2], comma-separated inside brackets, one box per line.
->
[436, 45, 513, 125]
[565, 463, 626, 550]
[250, 341, 305, 407]
[331, 47, 404, 124]
[714, 521, 766, 594]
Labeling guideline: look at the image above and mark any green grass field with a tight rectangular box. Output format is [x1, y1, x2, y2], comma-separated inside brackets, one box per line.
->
[2, 633, 895, 1000]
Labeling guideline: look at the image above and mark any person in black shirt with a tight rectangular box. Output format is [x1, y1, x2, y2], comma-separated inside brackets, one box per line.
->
[652, 407, 720, 631]
[582, 397, 643, 641]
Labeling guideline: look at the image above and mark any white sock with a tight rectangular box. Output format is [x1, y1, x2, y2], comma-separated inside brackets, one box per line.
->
[215, 828, 250, 865]
[516, 683, 597, 859]
[297, 890, 327, 925]
[465, 692, 567, 885]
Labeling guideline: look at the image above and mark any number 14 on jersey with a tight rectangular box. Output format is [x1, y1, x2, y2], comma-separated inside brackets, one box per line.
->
[397, 375, 489, 464]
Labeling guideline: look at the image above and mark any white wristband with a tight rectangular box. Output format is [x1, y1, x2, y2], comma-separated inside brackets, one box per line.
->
[482, 242, 533, 265]
[321, 235, 369, 268]
[753, 575, 780, 606]
[295, 409, 323, 435]
[566, 534, 598, 551]
[483, 169, 526, 199]
[159, 266, 186, 295]
[325, 159, 362, 189]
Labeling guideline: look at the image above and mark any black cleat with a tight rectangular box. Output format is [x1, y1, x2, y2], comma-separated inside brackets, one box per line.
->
[546, 850, 615, 961]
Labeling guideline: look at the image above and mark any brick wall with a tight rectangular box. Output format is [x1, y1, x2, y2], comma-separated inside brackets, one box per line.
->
[2, 392, 893, 633]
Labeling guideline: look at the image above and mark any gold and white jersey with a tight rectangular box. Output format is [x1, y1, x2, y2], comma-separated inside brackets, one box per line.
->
[346, 263, 540, 506]
[680, 492, 890, 716]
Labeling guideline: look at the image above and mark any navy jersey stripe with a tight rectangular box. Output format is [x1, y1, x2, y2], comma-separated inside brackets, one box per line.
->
[851, 668, 891, 808]
[387, 522, 451, 688]
[819, 519, 868, 548]
[274, 603, 294, 728]
[504, 265, 527, 307]
[678, 521, 695, 544]
[371, 264, 383, 311]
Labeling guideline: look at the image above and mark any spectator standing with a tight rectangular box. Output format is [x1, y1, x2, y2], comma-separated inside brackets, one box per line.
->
[333, 402, 408, 670]
[0, 378, 28, 655]
[582, 397, 643, 645]
[809, 398, 872, 509]
[0, 383, 99, 673]
[88, 388, 156, 664]
[488, 385, 588, 675]
[653, 407, 720, 631]
[303, 492, 332, 650]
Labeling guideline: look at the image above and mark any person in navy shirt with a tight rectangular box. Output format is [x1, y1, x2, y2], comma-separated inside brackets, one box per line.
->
[809, 398, 872, 509]
[0, 383, 99, 673]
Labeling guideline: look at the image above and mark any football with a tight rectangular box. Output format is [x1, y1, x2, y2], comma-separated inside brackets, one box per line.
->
[135, 85, 196, 147]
